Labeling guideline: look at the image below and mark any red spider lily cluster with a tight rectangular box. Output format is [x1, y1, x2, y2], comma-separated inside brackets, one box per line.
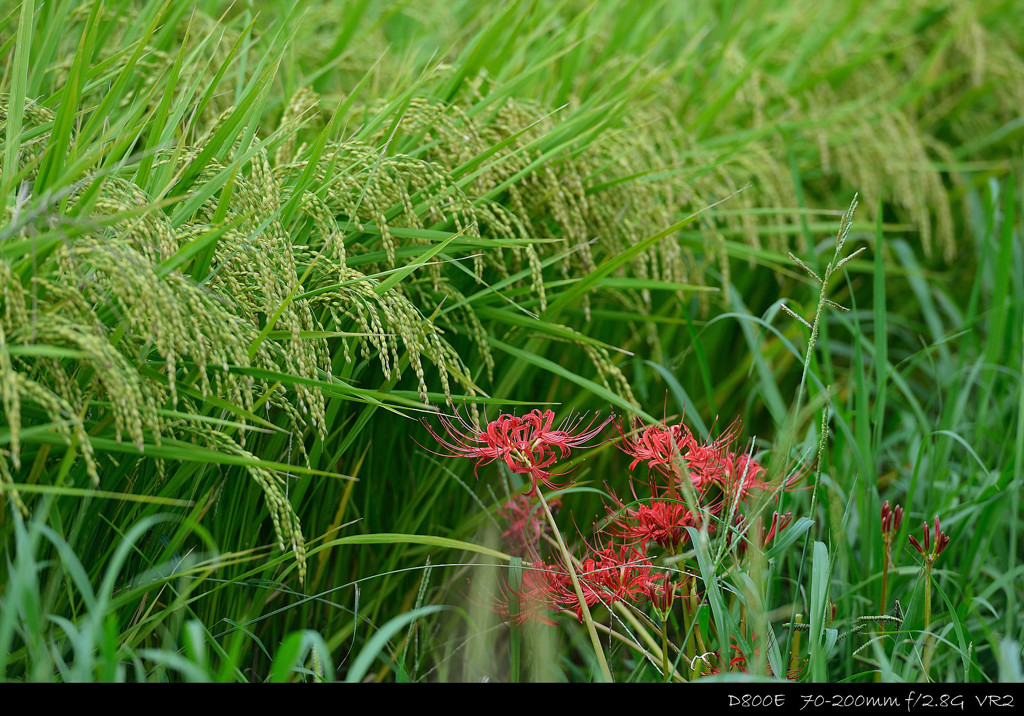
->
[423, 408, 959, 683]
[879, 501, 953, 623]
[607, 416, 800, 555]
[497, 494, 560, 557]
[423, 407, 803, 676]
[499, 544, 670, 625]
[616, 418, 777, 496]
[606, 488, 700, 552]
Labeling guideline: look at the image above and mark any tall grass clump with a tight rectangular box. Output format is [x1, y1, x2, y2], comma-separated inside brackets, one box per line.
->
[0, 0, 1021, 682]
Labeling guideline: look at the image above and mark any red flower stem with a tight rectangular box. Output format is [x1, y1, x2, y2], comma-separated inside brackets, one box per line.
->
[880, 536, 892, 615]
[535, 488, 613, 683]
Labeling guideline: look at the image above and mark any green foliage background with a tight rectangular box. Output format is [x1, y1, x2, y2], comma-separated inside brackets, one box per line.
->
[0, 0, 1021, 682]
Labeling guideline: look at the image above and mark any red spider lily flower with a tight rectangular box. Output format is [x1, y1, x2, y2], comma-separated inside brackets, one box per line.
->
[727, 635, 761, 672]
[421, 408, 613, 495]
[646, 571, 677, 615]
[728, 634, 803, 679]
[528, 410, 615, 455]
[495, 563, 569, 627]
[588, 545, 665, 603]
[616, 418, 732, 491]
[616, 417, 798, 509]
[729, 649, 751, 671]
[495, 557, 604, 626]
[497, 494, 560, 558]
[908, 516, 950, 559]
[881, 501, 903, 535]
[420, 409, 509, 465]
[605, 475, 686, 549]
[616, 420, 693, 472]
[609, 499, 695, 551]
[715, 450, 771, 502]
[605, 475, 710, 551]
[787, 657, 809, 681]
[494, 544, 666, 626]
[678, 423, 740, 491]
[548, 571, 606, 623]
[546, 545, 666, 623]
[693, 652, 722, 678]
[764, 511, 793, 545]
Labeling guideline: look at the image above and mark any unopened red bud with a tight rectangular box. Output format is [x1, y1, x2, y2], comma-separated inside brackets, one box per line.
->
[881, 501, 904, 535]
[648, 572, 676, 613]
[764, 511, 793, 545]
[908, 515, 950, 560]
[933, 516, 950, 556]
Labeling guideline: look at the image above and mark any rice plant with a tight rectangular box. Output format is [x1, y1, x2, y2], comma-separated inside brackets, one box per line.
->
[0, 0, 1021, 683]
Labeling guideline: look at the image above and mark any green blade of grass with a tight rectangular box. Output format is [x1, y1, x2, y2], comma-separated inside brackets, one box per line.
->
[1, 0, 36, 209]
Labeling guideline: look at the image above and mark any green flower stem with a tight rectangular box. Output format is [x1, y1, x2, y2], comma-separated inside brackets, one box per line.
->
[690, 580, 708, 656]
[921, 559, 935, 678]
[610, 600, 685, 681]
[573, 609, 685, 681]
[923, 562, 933, 632]
[536, 488, 613, 683]
[880, 537, 892, 615]
[680, 593, 693, 657]
[660, 617, 670, 683]
[789, 613, 804, 677]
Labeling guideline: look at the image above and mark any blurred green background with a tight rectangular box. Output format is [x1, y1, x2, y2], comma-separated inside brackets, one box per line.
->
[0, 0, 1021, 682]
